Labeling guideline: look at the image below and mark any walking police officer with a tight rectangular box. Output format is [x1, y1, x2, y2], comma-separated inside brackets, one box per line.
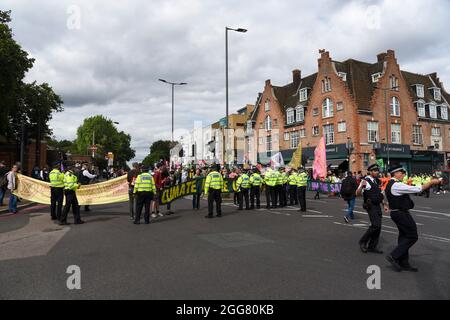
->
[249, 169, 262, 209]
[237, 169, 251, 210]
[133, 165, 156, 224]
[60, 168, 84, 225]
[356, 164, 386, 254]
[205, 164, 224, 218]
[385, 165, 441, 272]
[49, 162, 65, 222]
[296, 167, 308, 212]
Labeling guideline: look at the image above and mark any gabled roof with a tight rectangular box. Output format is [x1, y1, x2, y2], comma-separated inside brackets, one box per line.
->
[272, 73, 317, 111]
[402, 71, 450, 105]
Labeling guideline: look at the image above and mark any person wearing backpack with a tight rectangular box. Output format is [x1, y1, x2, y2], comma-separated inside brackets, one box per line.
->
[341, 171, 358, 223]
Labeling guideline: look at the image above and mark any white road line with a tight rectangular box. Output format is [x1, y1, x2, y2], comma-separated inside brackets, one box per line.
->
[307, 209, 323, 214]
[303, 215, 333, 218]
[415, 214, 446, 221]
[416, 206, 433, 209]
[410, 209, 450, 218]
[422, 233, 450, 242]
[341, 209, 392, 220]
[306, 199, 329, 203]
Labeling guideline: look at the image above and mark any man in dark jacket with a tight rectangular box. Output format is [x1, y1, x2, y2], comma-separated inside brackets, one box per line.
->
[127, 162, 140, 219]
[341, 171, 358, 223]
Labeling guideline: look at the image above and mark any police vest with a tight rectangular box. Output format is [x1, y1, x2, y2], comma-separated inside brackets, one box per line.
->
[385, 179, 415, 211]
[205, 171, 223, 191]
[250, 174, 262, 187]
[275, 172, 284, 185]
[264, 170, 276, 187]
[282, 173, 289, 184]
[296, 172, 308, 187]
[362, 177, 384, 205]
[64, 173, 79, 191]
[288, 173, 298, 185]
[237, 174, 251, 189]
[134, 173, 156, 193]
[49, 169, 64, 188]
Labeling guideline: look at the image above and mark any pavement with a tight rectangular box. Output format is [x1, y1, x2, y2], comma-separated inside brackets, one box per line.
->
[0, 191, 449, 300]
[0, 190, 35, 215]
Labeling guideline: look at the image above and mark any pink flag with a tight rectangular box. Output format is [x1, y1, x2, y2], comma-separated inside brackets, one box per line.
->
[313, 137, 327, 180]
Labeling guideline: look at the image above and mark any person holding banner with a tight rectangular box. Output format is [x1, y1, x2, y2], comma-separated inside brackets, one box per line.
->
[205, 164, 224, 218]
[49, 162, 65, 222]
[133, 166, 156, 224]
[60, 168, 83, 225]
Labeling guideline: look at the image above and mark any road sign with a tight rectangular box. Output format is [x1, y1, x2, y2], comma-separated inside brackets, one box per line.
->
[89, 145, 98, 151]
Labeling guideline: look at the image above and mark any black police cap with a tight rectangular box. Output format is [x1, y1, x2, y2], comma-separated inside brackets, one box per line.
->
[367, 164, 380, 171]
[388, 165, 406, 174]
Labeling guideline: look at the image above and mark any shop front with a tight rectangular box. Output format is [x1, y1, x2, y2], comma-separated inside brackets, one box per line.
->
[374, 144, 412, 172]
[303, 144, 349, 172]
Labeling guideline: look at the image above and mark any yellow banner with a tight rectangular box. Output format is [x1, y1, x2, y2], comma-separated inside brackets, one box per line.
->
[14, 174, 129, 205]
[288, 142, 302, 169]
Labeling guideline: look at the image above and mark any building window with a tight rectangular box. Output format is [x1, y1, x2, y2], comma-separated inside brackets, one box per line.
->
[338, 121, 346, 132]
[246, 120, 253, 134]
[338, 72, 347, 81]
[299, 128, 306, 138]
[429, 103, 437, 119]
[299, 88, 308, 102]
[266, 136, 272, 152]
[372, 72, 382, 83]
[431, 127, 441, 136]
[286, 108, 294, 124]
[416, 101, 425, 117]
[412, 126, 423, 145]
[322, 98, 334, 118]
[416, 85, 424, 98]
[336, 101, 344, 111]
[258, 137, 263, 145]
[440, 105, 448, 120]
[433, 88, 441, 101]
[313, 108, 319, 116]
[265, 116, 272, 131]
[367, 121, 379, 143]
[390, 97, 400, 116]
[391, 123, 401, 144]
[390, 76, 399, 90]
[265, 100, 270, 112]
[323, 124, 334, 145]
[321, 77, 332, 93]
[296, 106, 304, 122]
[290, 131, 299, 149]
[284, 132, 290, 141]
[312, 126, 319, 136]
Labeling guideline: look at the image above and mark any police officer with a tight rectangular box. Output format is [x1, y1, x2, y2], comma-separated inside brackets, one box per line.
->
[249, 169, 262, 209]
[133, 165, 156, 224]
[275, 168, 283, 207]
[205, 164, 224, 218]
[60, 168, 83, 225]
[288, 169, 298, 205]
[356, 164, 386, 254]
[296, 167, 308, 212]
[385, 165, 441, 272]
[264, 165, 278, 209]
[281, 168, 289, 207]
[49, 162, 65, 222]
[237, 169, 251, 210]
[79, 163, 96, 212]
[262, 165, 272, 209]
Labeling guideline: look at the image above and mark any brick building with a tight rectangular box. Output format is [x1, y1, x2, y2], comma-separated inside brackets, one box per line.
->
[245, 49, 450, 173]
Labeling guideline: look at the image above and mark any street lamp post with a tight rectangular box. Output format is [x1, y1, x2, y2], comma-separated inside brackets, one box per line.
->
[225, 26, 247, 165]
[159, 79, 187, 142]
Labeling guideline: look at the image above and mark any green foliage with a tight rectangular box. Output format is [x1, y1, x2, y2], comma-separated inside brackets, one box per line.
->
[142, 140, 177, 167]
[47, 138, 78, 153]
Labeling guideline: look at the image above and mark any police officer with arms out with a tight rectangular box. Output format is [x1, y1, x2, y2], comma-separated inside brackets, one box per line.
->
[288, 169, 298, 205]
[205, 164, 224, 218]
[60, 168, 84, 225]
[237, 169, 251, 210]
[133, 165, 156, 225]
[356, 164, 387, 254]
[385, 165, 441, 272]
[296, 166, 308, 212]
[49, 162, 65, 222]
[249, 168, 262, 209]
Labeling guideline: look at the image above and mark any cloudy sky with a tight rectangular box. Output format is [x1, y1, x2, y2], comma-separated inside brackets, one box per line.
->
[2, 0, 450, 161]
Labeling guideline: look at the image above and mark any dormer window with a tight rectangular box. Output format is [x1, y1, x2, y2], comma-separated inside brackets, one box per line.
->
[286, 108, 295, 124]
[299, 88, 308, 102]
[265, 100, 270, 112]
[429, 103, 437, 119]
[441, 104, 448, 120]
[296, 105, 304, 122]
[415, 85, 424, 98]
[433, 88, 441, 101]
[338, 72, 347, 81]
[372, 72, 382, 83]
[416, 100, 425, 117]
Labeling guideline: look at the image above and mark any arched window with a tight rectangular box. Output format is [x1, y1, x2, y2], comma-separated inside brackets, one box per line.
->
[390, 97, 400, 116]
[265, 115, 272, 131]
[296, 105, 304, 122]
[286, 108, 294, 124]
[322, 98, 334, 118]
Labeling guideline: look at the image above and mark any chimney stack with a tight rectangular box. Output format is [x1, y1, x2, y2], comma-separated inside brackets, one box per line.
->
[293, 69, 301, 86]
[377, 52, 387, 62]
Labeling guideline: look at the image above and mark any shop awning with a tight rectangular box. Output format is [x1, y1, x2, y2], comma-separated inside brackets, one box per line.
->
[305, 159, 347, 169]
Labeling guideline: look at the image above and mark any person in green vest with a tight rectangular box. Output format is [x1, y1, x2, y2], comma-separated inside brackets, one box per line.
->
[296, 166, 308, 212]
[60, 167, 83, 225]
[281, 168, 289, 207]
[204, 164, 224, 218]
[275, 167, 284, 208]
[49, 162, 65, 222]
[288, 169, 298, 205]
[237, 168, 251, 210]
[249, 168, 262, 209]
[133, 165, 156, 224]
[423, 174, 431, 198]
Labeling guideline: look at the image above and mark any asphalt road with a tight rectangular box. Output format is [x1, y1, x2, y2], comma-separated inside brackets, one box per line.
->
[0, 191, 449, 300]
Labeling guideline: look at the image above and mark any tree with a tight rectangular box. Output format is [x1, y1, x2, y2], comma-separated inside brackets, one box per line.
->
[75, 115, 135, 169]
[142, 140, 177, 167]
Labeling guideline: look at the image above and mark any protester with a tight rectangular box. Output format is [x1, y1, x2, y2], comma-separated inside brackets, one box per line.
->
[6, 165, 19, 213]
[193, 168, 203, 210]
[127, 162, 140, 220]
[341, 171, 358, 223]
[0, 161, 9, 206]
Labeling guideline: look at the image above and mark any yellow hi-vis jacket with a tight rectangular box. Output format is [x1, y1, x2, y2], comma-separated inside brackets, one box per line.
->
[296, 172, 308, 187]
[49, 169, 65, 188]
[204, 171, 223, 193]
[249, 173, 262, 187]
[133, 173, 156, 193]
[288, 173, 298, 185]
[64, 172, 80, 191]
[264, 169, 276, 187]
[237, 174, 251, 190]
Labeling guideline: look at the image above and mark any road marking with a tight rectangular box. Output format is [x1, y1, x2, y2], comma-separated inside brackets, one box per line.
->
[306, 199, 328, 203]
[307, 209, 323, 214]
[341, 209, 392, 220]
[303, 215, 333, 218]
[415, 214, 446, 221]
[422, 233, 450, 242]
[416, 206, 433, 209]
[410, 209, 450, 218]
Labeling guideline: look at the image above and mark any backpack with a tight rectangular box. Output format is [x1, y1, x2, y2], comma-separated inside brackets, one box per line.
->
[340, 178, 354, 199]
[0, 173, 8, 189]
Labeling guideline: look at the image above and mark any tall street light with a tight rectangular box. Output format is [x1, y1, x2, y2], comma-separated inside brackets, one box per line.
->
[225, 26, 247, 165]
[159, 79, 187, 142]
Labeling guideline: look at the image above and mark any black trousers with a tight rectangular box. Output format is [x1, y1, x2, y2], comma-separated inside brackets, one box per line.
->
[279, 184, 287, 207]
[135, 191, 153, 223]
[193, 193, 201, 209]
[390, 210, 418, 265]
[360, 203, 382, 249]
[234, 192, 239, 205]
[298, 186, 306, 211]
[238, 188, 250, 209]
[250, 186, 260, 209]
[270, 186, 278, 208]
[128, 188, 135, 218]
[289, 185, 298, 205]
[50, 187, 64, 220]
[265, 185, 271, 208]
[207, 189, 222, 216]
[61, 190, 81, 223]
